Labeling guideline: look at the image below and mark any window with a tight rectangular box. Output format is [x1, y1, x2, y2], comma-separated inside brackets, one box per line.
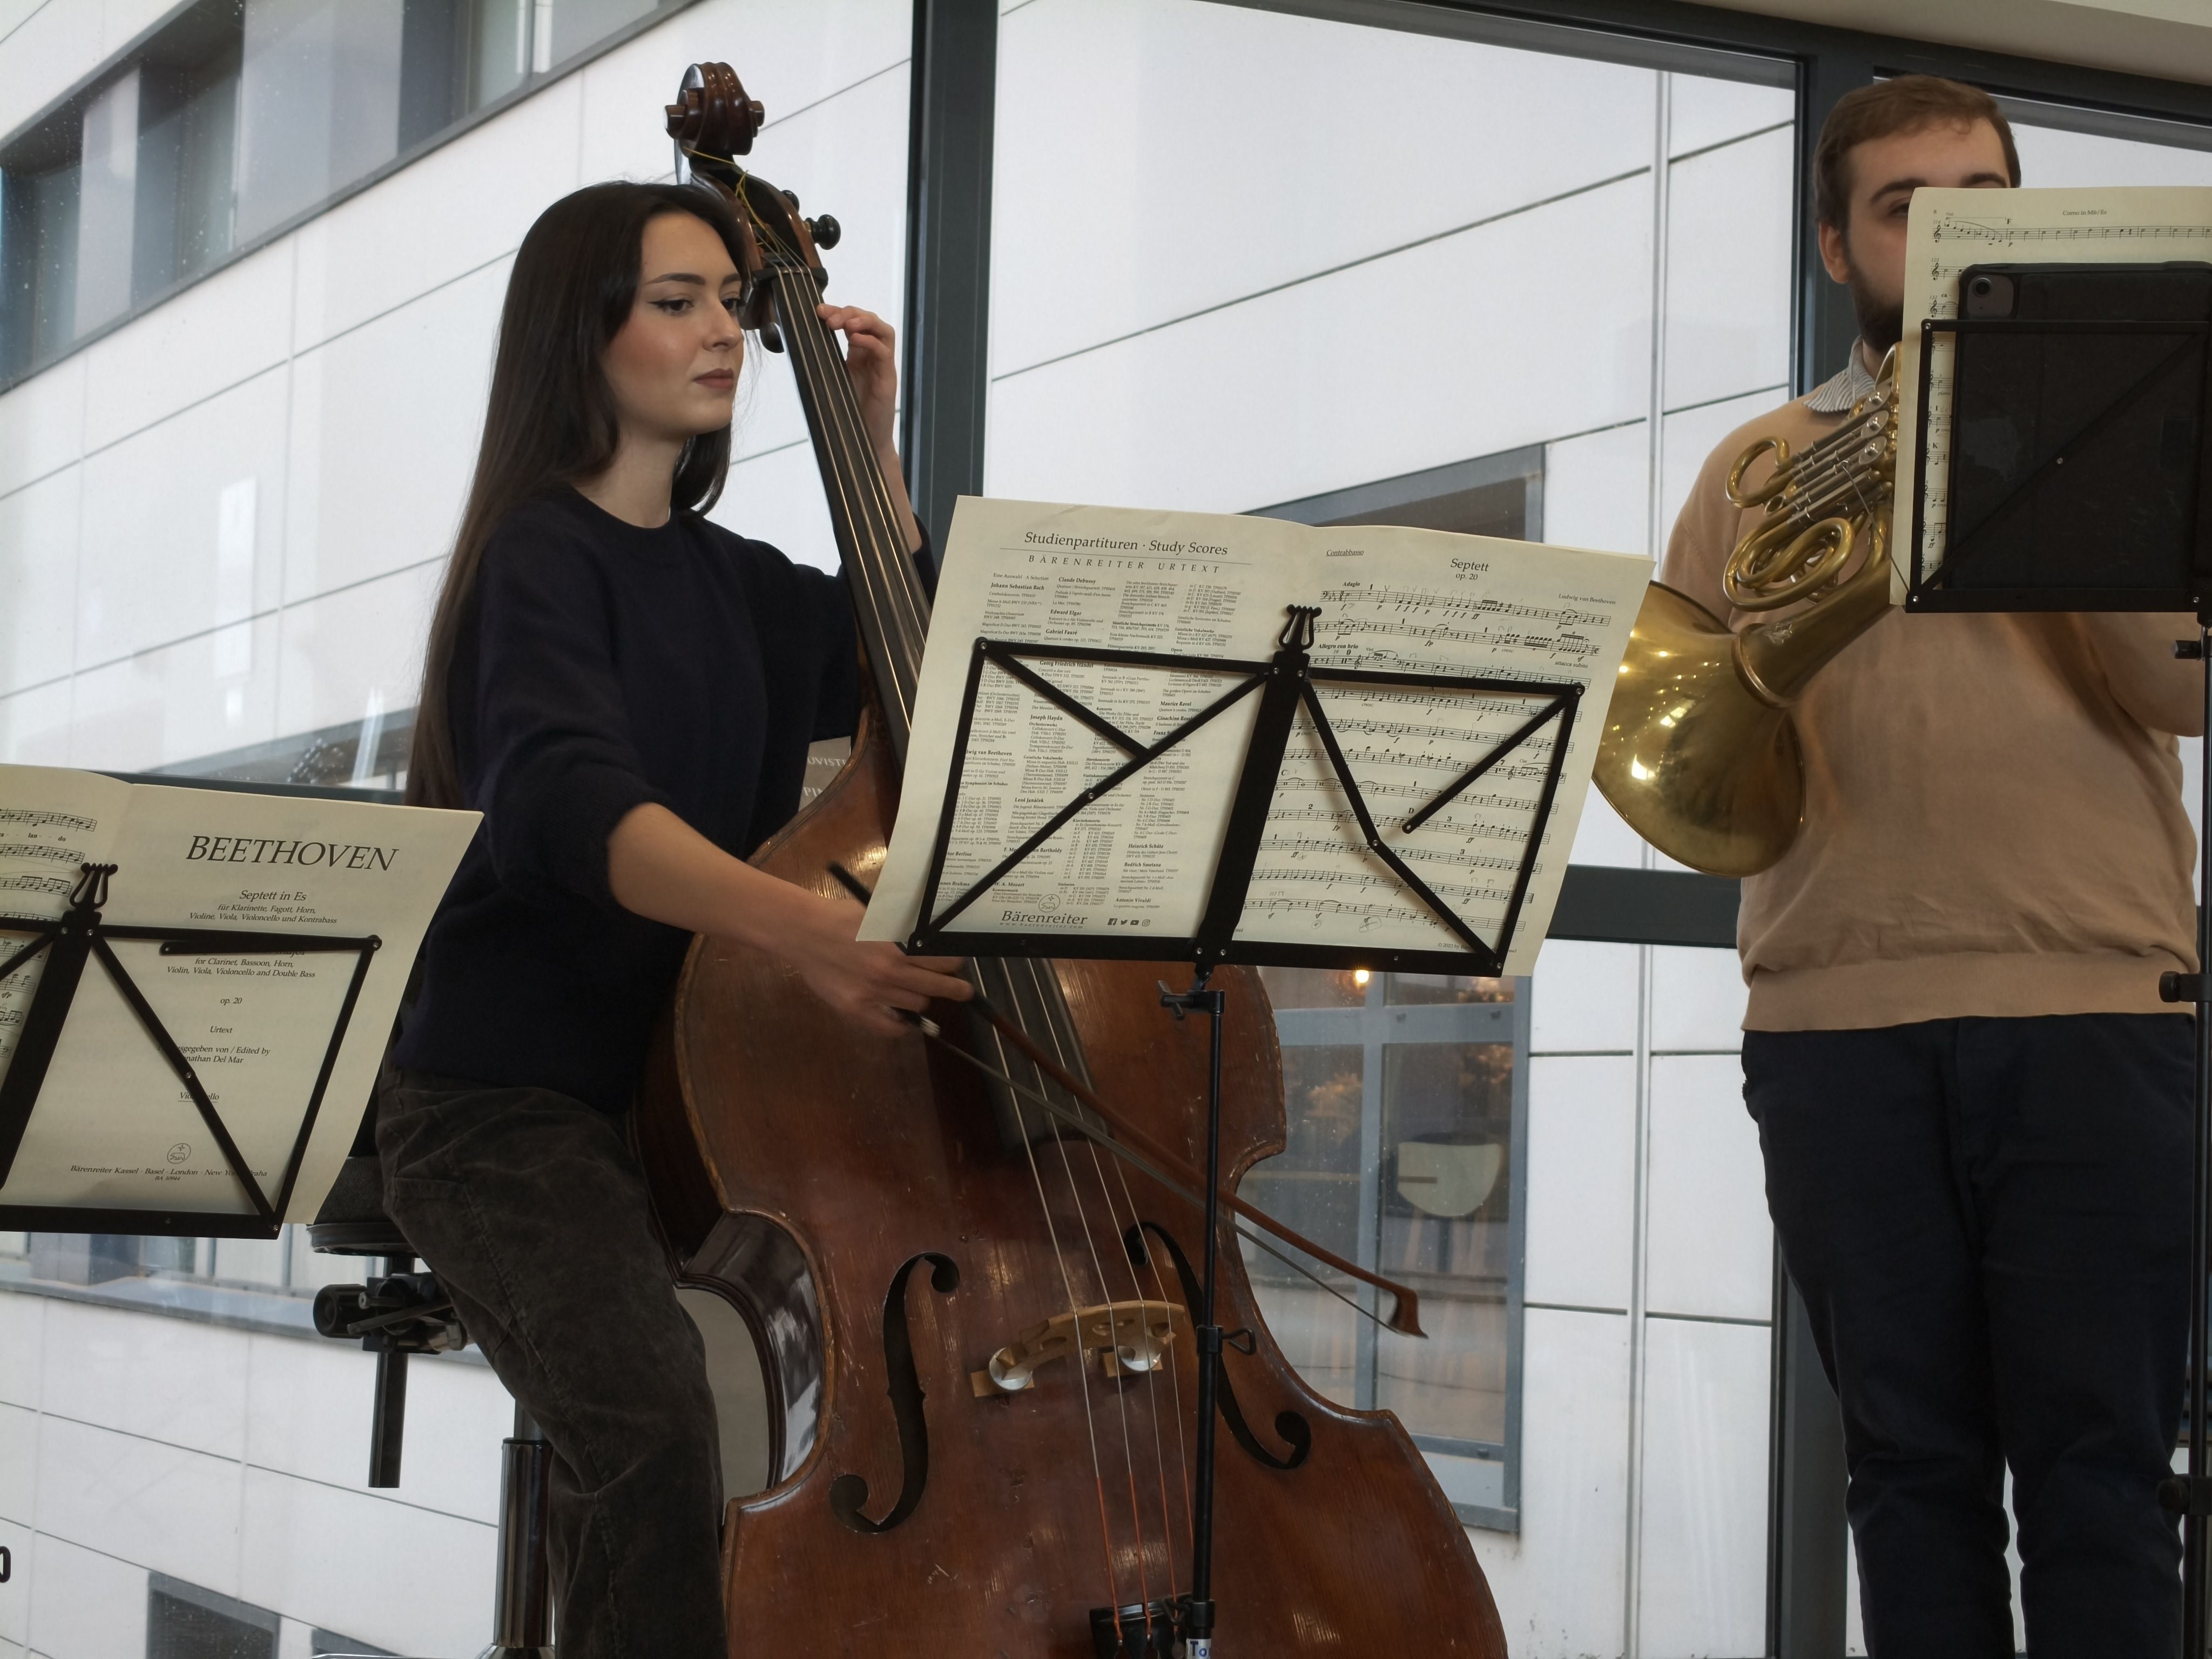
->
[984, 1, 1795, 1568]
[0, 0, 689, 383]
[1252, 966, 1527, 1527]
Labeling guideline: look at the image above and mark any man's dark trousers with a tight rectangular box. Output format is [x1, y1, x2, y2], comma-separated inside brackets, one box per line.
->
[1744, 1014, 2193, 1657]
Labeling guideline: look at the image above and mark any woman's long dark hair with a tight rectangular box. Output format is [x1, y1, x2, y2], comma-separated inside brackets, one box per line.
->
[407, 180, 748, 809]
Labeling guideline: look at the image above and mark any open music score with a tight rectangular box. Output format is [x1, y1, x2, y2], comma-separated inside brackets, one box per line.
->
[861, 498, 1650, 976]
[1897, 187, 2212, 587]
[0, 768, 477, 1230]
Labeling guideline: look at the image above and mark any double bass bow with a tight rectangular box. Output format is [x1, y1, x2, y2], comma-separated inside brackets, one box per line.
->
[636, 61, 1509, 1657]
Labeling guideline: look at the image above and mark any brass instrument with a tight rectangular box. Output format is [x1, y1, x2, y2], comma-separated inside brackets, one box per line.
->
[1594, 348, 1899, 876]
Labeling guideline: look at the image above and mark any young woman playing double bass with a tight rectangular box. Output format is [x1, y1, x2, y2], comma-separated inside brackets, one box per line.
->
[379, 180, 968, 1658]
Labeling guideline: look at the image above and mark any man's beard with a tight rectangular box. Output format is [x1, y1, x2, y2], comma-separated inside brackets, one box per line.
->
[1845, 258, 1903, 353]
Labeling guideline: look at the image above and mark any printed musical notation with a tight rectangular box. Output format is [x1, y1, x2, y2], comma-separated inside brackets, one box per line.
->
[1898, 187, 2212, 581]
[0, 764, 478, 1220]
[861, 498, 1650, 973]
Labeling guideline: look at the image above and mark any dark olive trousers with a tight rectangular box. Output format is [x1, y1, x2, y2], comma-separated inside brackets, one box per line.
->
[1744, 1015, 2193, 1658]
[376, 1070, 724, 1659]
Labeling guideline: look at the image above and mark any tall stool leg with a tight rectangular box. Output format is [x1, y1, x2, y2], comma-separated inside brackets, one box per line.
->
[481, 1404, 554, 1658]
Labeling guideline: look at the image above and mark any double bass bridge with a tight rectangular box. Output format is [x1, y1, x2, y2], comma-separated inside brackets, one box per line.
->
[970, 1299, 1187, 1397]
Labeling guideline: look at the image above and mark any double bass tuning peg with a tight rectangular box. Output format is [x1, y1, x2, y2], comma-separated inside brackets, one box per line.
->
[778, 189, 842, 253]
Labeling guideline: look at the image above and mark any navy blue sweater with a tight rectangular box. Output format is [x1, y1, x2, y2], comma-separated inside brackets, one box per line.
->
[397, 487, 913, 1111]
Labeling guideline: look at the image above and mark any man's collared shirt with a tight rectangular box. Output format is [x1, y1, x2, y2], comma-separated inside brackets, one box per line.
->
[1803, 342, 1877, 414]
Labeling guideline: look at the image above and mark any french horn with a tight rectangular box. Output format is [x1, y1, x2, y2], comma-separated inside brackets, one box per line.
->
[1594, 348, 1899, 876]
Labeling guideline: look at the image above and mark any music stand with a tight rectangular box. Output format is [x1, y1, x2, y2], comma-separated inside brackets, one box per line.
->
[0, 860, 380, 1238]
[1904, 260, 2212, 1649]
[906, 604, 1580, 1657]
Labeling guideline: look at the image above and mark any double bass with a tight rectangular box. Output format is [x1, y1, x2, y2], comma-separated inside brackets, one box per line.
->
[636, 62, 1510, 1657]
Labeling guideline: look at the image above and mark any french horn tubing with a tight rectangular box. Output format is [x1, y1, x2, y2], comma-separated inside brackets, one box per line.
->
[1593, 347, 1899, 877]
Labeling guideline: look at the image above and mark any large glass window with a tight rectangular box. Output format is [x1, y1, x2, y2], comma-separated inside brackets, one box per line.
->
[986, 14, 1793, 1632]
[0, 0, 689, 383]
[1253, 966, 1526, 1526]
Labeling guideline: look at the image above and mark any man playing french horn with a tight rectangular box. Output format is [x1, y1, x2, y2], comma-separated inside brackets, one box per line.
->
[1657, 77, 2198, 1655]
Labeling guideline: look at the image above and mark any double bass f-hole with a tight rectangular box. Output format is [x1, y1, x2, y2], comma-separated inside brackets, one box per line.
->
[1128, 1222, 1311, 1472]
[830, 1251, 960, 1535]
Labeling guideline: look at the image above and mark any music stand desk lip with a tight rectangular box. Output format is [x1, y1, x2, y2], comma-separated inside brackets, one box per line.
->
[908, 626, 1583, 980]
[1908, 309, 2212, 615]
[905, 929, 1525, 976]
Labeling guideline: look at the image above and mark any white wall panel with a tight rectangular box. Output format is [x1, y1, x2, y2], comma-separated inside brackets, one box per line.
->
[275, 561, 440, 739]
[1668, 75, 1792, 162]
[1468, 1307, 1629, 1656]
[37, 1302, 249, 1461]
[33, 1415, 244, 1595]
[992, 0, 1655, 376]
[1530, 939, 1638, 1054]
[239, 1466, 495, 1659]
[0, 1516, 24, 1649]
[0, 466, 78, 696]
[23, 1532, 146, 1659]
[712, 439, 841, 572]
[1569, 791, 1645, 868]
[721, 66, 919, 466]
[988, 177, 1654, 514]
[68, 613, 281, 770]
[246, 1337, 505, 1525]
[285, 265, 502, 603]
[1545, 420, 1650, 560]
[291, 80, 578, 356]
[1644, 1054, 1771, 1323]
[1660, 386, 1783, 551]
[0, 680, 70, 766]
[79, 240, 295, 456]
[0, 1297, 41, 1410]
[1525, 1056, 1635, 1312]
[1635, 1316, 1770, 1657]
[78, 368, 288, 669]
[575, 0, 912, 187]
[1649, 943, 1748, 1053]
[0, 352, 84, 500]
[1664, 125, 1794, 413]
[0, 1402, 32, 1525]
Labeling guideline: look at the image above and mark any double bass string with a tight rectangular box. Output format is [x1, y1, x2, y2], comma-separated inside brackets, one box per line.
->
[757, 186, 1185, 1635]
[1004, 1071, 1132, 1631]
[1110, 1150, 1196, 1545]
[1046, 1105, 1163, 1622]
[1081, 1134, 1188, 1596]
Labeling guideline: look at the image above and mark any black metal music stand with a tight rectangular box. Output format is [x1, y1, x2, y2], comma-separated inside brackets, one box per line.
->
[905, 605, 1580, 1657]
[1904, 260, 2212, 1651]
[0, 861, 380, 1237]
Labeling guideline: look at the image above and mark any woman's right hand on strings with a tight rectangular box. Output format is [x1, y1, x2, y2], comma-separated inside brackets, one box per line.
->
[779, 891, 972, 1037]
[608, 802, 968, 1035]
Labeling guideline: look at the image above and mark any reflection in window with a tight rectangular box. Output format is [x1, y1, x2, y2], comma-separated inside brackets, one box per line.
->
[0, 0, 683, 382]
[1249, 965, 1526, 1525]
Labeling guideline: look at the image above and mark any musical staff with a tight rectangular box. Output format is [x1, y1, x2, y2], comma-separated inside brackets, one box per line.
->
[863, 499, 1649, 974]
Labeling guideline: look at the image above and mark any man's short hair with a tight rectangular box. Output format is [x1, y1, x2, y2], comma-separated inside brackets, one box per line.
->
[1815, 75, 2021, 228]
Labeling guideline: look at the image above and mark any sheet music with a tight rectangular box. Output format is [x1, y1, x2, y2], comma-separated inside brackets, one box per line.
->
[0, 770, 127, 1087]
[861, 498, 1650, 975]
[1899, 186, 2212, 586]
[0, 767, 478, 1219]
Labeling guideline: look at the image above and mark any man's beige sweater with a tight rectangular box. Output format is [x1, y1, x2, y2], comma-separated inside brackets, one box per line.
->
[1656, 385, 2201, 1030]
